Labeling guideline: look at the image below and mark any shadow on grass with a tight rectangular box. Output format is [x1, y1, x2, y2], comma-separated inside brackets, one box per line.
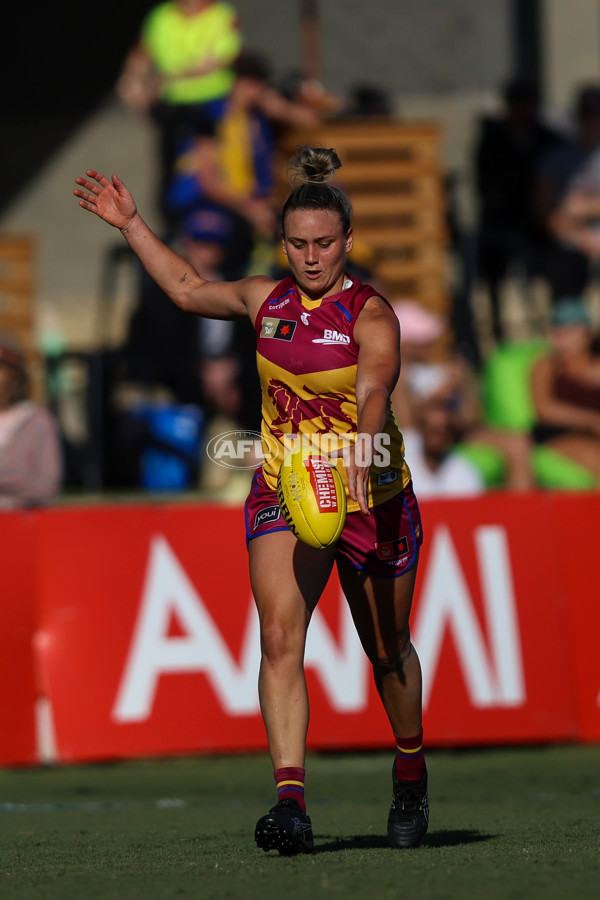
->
[422, 829, 498, 848]
[314, 829, 497, 853]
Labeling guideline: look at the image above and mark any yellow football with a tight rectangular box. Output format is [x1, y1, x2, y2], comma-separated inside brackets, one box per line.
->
[277, 447, 347, 549]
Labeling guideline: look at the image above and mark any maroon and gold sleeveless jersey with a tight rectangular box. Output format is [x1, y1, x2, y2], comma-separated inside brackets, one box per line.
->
[255, 274, 412, 512]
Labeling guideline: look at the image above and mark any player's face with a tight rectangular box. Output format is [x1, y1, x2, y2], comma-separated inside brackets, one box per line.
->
[282, 209, 353, 300]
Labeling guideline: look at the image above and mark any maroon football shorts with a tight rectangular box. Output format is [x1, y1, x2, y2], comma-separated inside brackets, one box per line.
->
[244, 468, 423, 578]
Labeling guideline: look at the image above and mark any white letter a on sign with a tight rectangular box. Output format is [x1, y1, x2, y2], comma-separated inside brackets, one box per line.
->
[113, 536, 260, 721]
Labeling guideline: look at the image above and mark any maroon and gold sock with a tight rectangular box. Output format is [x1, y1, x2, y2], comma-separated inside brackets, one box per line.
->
[274, 765, 306, 812]
[394, 729, 426, 782]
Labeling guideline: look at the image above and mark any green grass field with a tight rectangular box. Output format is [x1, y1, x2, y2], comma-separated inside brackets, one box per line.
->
[1, 745, 599, 899]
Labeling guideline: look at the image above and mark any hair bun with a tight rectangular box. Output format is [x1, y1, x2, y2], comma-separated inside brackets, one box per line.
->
[287, 145, 342, 187]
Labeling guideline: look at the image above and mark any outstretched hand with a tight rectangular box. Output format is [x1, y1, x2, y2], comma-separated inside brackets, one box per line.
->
[73, 170, 137, 230]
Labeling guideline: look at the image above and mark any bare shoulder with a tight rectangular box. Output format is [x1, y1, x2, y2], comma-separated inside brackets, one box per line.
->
[242, 275, 280, 322]
[355, 294, 400, 343]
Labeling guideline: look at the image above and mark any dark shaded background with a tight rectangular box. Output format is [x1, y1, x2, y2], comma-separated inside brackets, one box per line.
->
[1, 1, 541, 216]
[0, 1, 156, 213]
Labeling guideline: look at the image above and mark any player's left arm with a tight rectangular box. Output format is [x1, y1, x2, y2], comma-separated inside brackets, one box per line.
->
[351, 296, 401, 514]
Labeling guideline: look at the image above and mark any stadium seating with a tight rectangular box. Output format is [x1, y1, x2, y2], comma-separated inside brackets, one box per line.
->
[275, 118, 450, 317]
[0, 233, 45, 400]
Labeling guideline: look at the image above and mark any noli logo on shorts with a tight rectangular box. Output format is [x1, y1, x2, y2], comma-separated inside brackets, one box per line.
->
[205, 430, 279, 469]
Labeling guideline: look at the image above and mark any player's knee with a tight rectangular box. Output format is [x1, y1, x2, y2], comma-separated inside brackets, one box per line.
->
[373, 634, 413, 677]
[260, 619, 304, 665]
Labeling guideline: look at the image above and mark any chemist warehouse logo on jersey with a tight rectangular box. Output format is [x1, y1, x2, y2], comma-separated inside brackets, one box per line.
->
[313, 329, 350, 345]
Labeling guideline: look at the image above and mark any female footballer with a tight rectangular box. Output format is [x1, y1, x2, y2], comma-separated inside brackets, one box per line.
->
[74, 146, 428, 854]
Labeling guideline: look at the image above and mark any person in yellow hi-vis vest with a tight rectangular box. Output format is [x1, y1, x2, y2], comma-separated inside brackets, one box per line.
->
[117, 0, 243, 215]
[165, 52, 322, 278]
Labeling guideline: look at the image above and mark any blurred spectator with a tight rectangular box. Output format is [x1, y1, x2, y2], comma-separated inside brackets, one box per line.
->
[530, 297, 600, 485]
[0, 333, 62, 509]
[112, 211, 238, 424]
[391, 301, 534, 491]
[473, 78, 564, 341]
[164, 50, 322, 277]
[544, 94, 600, 279]
[121, 261, 202, 407]
[391, 300, 475, 432]
[176, 208, 260, 431]
[117, 0, 243, 219]
[278, 69, 343, 116]
[107, 207, 260, 491]
[534, 84, 600, 302]
[344, 83, 394, 117]
[402, 395, 485, 498]
[180, 209, 261, 499]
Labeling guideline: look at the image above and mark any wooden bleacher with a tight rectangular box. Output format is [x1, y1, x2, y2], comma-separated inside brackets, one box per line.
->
[0, 233, 44, 401]
[276, 117, 450, 315]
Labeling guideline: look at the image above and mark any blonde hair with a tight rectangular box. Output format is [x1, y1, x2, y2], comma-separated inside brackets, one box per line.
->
[282, 146, 352, 233]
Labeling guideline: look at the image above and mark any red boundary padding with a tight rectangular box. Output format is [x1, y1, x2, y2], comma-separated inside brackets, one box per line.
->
[1, 491, 598, 766]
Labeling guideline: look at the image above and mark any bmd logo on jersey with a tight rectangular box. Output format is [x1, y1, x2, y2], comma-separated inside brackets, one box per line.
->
[313, 329, 350, 345]
[260, 317, 297, 341]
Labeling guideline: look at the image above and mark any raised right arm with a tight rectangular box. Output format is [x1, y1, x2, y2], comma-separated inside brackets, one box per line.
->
[74, 170, 274, 321]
